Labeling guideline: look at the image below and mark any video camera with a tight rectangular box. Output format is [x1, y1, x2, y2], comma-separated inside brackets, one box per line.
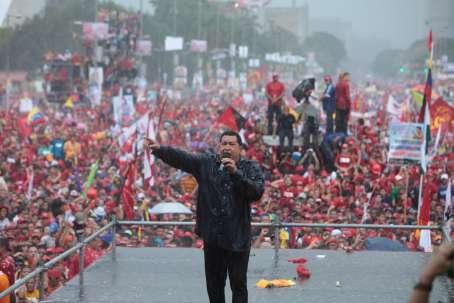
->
[292, 78, 315, 102]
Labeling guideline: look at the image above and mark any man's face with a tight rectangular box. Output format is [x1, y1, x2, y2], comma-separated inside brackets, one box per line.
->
[219, 135, 241, 162]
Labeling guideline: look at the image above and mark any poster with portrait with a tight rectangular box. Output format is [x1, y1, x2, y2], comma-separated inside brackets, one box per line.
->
[388, 122, 424, 164]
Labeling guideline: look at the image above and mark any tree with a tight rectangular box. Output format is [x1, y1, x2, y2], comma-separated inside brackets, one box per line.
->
[372, 49, 406, 77]
[301, 32, 347, 74]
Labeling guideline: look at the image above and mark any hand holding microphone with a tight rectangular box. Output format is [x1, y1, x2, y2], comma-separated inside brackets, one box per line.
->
[220, 150, 236, 174]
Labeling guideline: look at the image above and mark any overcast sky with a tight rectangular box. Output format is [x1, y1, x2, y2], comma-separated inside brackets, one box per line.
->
[113, 0, 453, 50]
[272, 0, 441, 49]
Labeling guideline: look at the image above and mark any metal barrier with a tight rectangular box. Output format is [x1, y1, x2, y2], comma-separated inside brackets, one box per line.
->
[0, 217, 448, 301]
[118, 220, 444, 262]
[0, 221, 114, 300]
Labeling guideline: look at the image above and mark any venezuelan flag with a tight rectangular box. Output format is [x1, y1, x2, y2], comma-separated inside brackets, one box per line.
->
[27, 107, 45, 125]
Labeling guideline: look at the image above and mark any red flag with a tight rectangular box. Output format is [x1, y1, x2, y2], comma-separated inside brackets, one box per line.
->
[121, 161, 136, 220]
[216, 106, 246, 132]
[430, 97, 454, 133]
[16, 115, 32, 138]
[427, 30, 433, 54]
[418, 183, 432, 225]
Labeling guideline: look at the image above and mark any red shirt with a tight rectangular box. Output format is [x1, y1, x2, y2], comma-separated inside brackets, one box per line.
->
[335, 80, 351, 110]
[266, 81, 285, 106]
[0, 255, 15, 285]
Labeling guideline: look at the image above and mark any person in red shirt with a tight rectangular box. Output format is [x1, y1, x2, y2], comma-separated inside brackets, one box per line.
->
[0, 238, 15, 302]
[265, 73, 285, 135]
[335, 143, 354, 176]
[335, 72, 351, 133]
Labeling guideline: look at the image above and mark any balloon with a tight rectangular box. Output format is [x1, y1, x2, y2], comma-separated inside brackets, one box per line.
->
[87, 187, 97, 200]
[292, 151, 302, 162]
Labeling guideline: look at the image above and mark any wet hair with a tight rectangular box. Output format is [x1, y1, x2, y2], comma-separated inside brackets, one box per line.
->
[219, 130, 242, 146]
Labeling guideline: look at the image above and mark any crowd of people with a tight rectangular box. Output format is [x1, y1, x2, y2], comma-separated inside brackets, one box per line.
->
[0, 70, 452, 300]
[0, 8, 453, 302]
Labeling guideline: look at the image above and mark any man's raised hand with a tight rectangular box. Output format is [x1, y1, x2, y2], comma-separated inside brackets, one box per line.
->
[145, 138, 160, 153]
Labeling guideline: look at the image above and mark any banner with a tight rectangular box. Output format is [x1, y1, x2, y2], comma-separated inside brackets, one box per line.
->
[190, 40, 207, 53]
[19, 98, 33, 113]
[83, 22, 109, 41]
[238, 46, 248, 58]
[88, 67, 103, 106]
[113, 95, 135, 125]
[136, 40, 152, 56]
[388, 122, 425, 164]
[165, 36, 184, 51]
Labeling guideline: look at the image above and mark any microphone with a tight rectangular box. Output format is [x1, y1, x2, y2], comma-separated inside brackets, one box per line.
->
[219, 150, 231, 171]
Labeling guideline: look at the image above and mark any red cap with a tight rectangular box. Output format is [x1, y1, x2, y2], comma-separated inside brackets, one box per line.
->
[47, 269, 60, 279]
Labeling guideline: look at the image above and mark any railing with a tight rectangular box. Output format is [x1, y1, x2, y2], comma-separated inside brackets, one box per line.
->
[119, 220, 446, 265]
[0, 217, 449, 301]
[0, 221, 115, 300]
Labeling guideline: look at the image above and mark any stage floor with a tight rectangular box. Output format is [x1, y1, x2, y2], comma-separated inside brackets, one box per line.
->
[47, 248, 448, 303]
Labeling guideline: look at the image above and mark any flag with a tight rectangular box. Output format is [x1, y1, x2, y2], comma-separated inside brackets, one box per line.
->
[416, 30, 434, 252]
[419, 99, 431, 173]
[83, 160, 100, 194]
[288, 107, 300, 121]
[417, 181, 433, 252]
[27, 107, 45, 125]
[25, 167, 34, 201]
[216, 106, 246, 132]
[427, 30, 433, 69]
[17, 115, 32, 138]
[121, 161, 137, 220]
[143, 112, 156, 188]
[430, 97, 454, 134]
[444, 179, 452, 235]
[418, 31, 433, 173]
[431, 126, 441, 160]
[419, 229, 432, 253]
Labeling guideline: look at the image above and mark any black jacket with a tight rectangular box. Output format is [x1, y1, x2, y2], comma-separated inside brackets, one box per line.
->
[277, 113, 295, 133]
[153, 146, 265, 251]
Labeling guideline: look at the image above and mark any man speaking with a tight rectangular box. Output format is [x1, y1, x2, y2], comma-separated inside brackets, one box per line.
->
[146, 130, 265, 303]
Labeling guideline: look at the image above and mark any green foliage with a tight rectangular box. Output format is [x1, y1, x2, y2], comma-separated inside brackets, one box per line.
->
[301, 31, 347, 74]
[372, 49, 406, 77]
[0, 0, 305, 79]
[373, 37, 454, 77]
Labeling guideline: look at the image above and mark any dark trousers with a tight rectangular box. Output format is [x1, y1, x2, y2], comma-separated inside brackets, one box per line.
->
[278, 129, 294, 152]
[335, 108, 349, 133]
[267, 103, 281, 135]
[325, 110, 334, 134]
[204, 243, 250, 303]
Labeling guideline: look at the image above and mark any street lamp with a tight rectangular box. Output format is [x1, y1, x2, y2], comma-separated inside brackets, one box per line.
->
[4, 13, 22, 109]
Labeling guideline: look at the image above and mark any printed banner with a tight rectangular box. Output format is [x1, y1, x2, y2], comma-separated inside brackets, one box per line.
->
[388, 122, 424, 164]
[136, 40, 152, 56]
[88, 67, 103, 106]
[83, 22, 109, 41]
[190, 40, 207, 53]
[113, 95, 135, 125]
[165, 36, 184, 51]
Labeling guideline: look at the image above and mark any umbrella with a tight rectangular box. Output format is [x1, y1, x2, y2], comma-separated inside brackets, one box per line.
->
[364, 237, 408, 252]
[149, 202, 192, 215]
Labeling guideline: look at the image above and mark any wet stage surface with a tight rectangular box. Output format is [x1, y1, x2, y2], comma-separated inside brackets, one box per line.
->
[47, 248, 448, 303]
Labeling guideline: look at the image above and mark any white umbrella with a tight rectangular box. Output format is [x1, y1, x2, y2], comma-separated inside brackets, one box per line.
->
[149, 202, 192, 215]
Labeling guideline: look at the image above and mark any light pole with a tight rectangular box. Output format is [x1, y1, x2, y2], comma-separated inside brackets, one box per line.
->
[4, 13, 22, 109]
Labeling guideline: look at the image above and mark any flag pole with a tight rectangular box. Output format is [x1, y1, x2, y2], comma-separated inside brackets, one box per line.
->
[416, 173, 424, 220]
[403, 165, 409, 224]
